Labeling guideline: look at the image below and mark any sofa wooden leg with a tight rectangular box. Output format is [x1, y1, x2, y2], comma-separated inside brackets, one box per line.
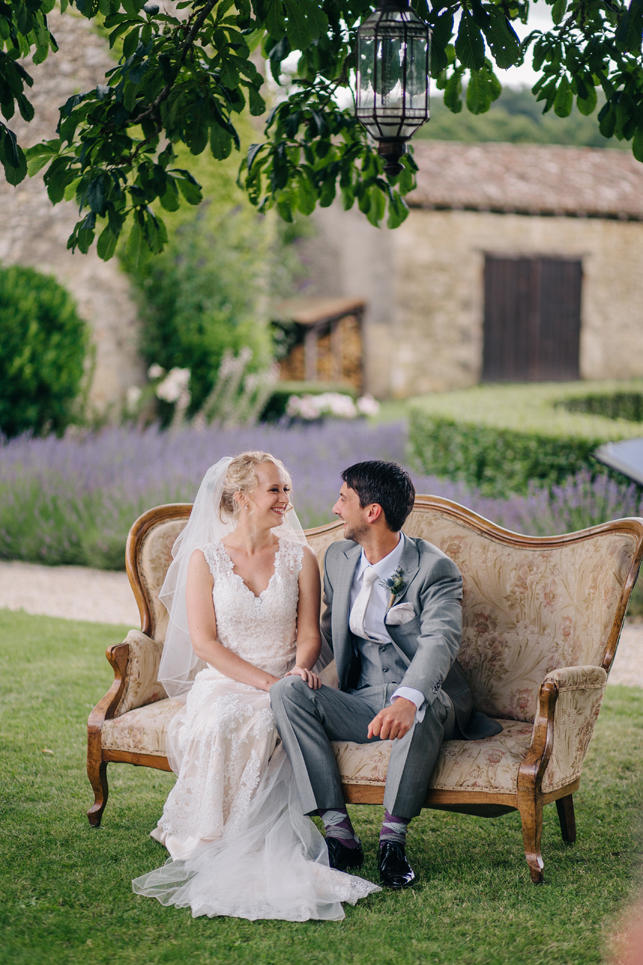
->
[555, 794, 576, 844]
[518, 796, 545, 883]
[87, 760, 109, 828]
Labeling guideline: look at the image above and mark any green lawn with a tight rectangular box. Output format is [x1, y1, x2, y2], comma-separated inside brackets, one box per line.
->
[1, 608, 643, 965]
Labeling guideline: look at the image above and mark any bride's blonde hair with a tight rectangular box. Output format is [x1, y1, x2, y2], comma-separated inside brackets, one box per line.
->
[219, 451, 292, 522]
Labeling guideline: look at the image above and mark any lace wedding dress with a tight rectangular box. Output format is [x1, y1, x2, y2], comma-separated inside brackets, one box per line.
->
[132, 537, 379, 921]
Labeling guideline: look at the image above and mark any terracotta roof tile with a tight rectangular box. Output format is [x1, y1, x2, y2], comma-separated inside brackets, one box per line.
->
[408, 141, 643, 220]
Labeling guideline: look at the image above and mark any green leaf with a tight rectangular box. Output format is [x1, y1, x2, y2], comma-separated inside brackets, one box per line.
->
[247, 142, 266, 171]
[210, 122, 233, 160]
[482, 8, 520, 70]
[318, 174, 336, 208]
[86, 175, 106, 214]
[122, 25, 141, 59]
[553, 76, 573, 118]
[387, 192, 409, 229]
[616, 0, 643, 55]
[276, 191, 293, 222]
[633, 127, 643, 163]
[466, 68, 493, 114]
[576, 83, 597, 117]
[64, 177, 81, 202]
[248, 85, 265, 117]
[455, 12, 485, 71]
[282, 0, 327, 50]
[296, 171, 316, 215]
[159, 178, 180, 211]
[444, 70, 463, 113]
[551, 0, 567, 26]
[43, 155, 74, 203]
[598, 101, 616, 138]
[0, 130, 27, 185]
[97, 224, 118, 261]
[175, 173, 202, 205]
[365, 186, 386, 228]
[125, 217, 146, 266]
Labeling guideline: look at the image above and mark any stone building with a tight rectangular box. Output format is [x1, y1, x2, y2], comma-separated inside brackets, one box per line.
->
[301, 141, 643, 399]
[0, 9, 144, 416]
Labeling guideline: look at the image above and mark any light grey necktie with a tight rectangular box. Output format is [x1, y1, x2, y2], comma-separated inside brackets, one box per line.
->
[349, 566, 379, 639]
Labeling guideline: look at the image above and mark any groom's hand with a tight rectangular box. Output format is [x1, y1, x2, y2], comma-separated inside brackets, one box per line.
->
[367, 698, 416, 740]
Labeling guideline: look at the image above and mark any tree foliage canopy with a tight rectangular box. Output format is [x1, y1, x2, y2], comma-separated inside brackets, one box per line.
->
[2, 0, 642, 261]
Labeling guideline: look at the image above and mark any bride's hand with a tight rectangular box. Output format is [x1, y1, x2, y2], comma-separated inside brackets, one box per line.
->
[284, 666, 321, 689]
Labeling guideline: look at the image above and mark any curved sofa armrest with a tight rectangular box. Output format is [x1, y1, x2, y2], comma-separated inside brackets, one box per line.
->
[111, 629, 167, 718]
[540, 665, 607, 793]
[541, 665, 607, 693]
[518, 665, 607, 798]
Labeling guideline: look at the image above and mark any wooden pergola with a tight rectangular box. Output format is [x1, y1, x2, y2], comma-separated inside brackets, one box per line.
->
[274, 296, 366, 383]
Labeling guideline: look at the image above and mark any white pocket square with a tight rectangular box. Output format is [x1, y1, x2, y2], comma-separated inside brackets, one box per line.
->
[385, 602, 416, 626]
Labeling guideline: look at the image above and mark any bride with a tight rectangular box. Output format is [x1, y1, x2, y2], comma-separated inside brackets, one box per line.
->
[132, 451, 380, 920]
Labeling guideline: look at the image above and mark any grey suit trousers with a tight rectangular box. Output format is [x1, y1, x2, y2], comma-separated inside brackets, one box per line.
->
[270, 676, 456, 819]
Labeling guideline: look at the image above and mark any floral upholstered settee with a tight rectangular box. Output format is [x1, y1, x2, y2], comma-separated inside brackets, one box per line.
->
[88, 498, 643, 883]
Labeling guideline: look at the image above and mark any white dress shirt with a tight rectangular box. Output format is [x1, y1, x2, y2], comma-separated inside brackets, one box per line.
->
[349, 533, 426, 718]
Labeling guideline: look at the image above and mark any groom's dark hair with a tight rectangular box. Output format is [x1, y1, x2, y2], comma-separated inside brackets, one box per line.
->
[341, 461, 415, 532]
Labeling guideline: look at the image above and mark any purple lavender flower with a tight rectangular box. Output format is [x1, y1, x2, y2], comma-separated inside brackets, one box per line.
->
[1, 423, 640, 569]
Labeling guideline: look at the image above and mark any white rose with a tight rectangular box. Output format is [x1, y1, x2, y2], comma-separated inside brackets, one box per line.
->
[148, 363, 165, 380]
[156, 367, 191, 403]
[357, 394, 380, 416]
[126, 386, 142, 412]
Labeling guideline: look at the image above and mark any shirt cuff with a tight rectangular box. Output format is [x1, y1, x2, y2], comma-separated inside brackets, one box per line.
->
[391, 686, 426, 723]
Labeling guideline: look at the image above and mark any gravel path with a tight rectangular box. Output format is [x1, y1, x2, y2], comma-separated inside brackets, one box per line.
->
[1, 559, 641, 687]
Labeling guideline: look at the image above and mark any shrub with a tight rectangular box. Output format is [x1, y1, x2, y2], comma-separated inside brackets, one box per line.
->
[0, 265, 88, 438]
[409, 380, 643, 497]
[130, 210, 272, 420]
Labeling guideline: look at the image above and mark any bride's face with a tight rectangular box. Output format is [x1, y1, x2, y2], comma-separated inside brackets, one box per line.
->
[243, 462, 291, 529]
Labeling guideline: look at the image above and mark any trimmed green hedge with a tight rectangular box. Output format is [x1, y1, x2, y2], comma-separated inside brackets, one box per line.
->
[409, 381, 643, 496]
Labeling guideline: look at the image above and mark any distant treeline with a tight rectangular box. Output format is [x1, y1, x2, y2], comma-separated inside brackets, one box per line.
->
[417, 86, 627, 150]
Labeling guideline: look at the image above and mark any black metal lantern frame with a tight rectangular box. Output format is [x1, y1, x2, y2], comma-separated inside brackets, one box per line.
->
[356, 0, 430, 176]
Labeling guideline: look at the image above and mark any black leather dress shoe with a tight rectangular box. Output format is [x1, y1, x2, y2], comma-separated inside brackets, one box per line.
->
[378, 841, 415, 889]
[326, 837, 364, 872]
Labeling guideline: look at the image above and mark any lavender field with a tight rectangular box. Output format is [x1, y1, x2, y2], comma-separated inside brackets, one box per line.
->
[1, 421, 642, 570]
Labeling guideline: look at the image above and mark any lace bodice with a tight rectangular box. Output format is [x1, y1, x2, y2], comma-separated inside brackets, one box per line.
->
[200, 538, 304, 679]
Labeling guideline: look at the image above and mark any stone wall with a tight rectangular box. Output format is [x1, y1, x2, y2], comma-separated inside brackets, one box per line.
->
[0, 9, 144, 416]
[301, 203, 643, 398]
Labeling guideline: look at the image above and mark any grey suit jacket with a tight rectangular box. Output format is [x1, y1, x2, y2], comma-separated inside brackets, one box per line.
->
[321, 535, 501, 741]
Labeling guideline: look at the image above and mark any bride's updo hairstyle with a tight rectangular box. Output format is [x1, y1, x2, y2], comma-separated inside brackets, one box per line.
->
[219, 451, 292, 523]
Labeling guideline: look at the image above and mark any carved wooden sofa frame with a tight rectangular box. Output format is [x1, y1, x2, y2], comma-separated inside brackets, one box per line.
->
[88, 497, 643, 884]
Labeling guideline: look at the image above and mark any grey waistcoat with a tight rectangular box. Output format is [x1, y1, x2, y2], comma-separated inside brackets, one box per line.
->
[350, 634, 409, 705]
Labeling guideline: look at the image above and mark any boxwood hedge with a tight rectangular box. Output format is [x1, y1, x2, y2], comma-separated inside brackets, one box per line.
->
[0, 265, 88, 438]
[408, 380, 643, 496]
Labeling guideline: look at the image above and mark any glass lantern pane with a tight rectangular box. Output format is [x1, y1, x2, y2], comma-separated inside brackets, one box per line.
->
[357, 33, 376, 106]
[407, 34, 429, 108]
[376, 35, 405, 105]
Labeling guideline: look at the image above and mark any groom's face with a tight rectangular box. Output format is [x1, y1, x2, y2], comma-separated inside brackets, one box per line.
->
[333, 483, 369, 543]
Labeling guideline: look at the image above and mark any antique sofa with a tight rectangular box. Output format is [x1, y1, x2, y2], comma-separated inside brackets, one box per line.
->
[87, 497, 643, 883]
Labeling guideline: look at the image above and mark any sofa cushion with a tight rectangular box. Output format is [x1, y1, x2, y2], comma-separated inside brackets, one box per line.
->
[102, 697, 184, 756]
[102, 702, 535, 794]
[332, 719, 534, 794]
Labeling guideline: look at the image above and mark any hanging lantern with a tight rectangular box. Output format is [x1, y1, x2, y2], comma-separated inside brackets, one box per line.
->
[355, 0, 431, 176]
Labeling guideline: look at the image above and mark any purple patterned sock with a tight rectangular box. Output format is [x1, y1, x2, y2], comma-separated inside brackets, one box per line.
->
[318, 808, 361, 849]
[379, 810, 410, 845]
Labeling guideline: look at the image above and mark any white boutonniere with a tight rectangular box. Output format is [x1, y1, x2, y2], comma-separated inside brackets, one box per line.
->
[380, 566, 406, 610]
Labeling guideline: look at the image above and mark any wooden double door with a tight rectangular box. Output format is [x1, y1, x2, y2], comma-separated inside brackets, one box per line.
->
[482, 255, 583, 382]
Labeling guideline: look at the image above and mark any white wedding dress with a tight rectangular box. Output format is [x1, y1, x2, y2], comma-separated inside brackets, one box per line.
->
[132, 537, 380, 920]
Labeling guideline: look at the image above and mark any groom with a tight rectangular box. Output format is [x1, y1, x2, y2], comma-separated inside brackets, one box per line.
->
[270, 460, 500, 889]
